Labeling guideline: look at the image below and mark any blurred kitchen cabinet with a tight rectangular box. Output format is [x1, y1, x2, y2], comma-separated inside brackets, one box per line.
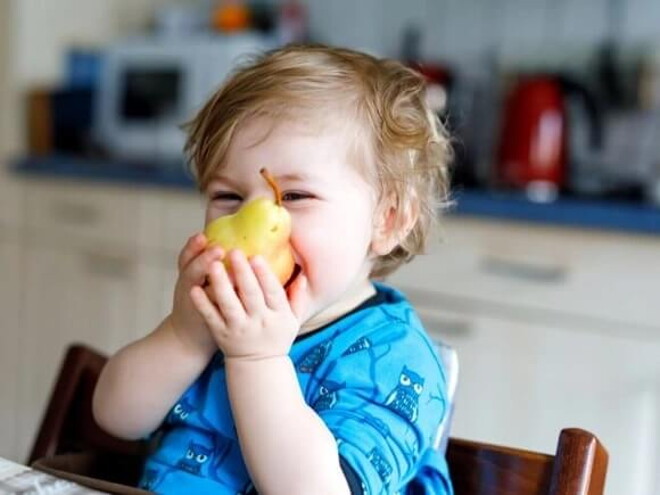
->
[15, 242, 142, 462]
[0, 235, 22, 461]
[134, 256, 179, 337]
[411, 300, 660, 495]
[0, 173, 24, 460]
[443, 301, 654, 492]
[390, 216, 660, 331]
[13, 179, 159, 462]
[157, 189, 205, 254]
[9, 179, 203, 462]
[0, 173, 25, 229]
[133, 189, 204, 334]
[23, 180, 154, 250]
[388, 216, 660, 495]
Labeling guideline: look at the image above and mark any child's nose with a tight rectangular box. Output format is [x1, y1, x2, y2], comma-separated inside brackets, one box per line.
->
[245, 188, 276, 202]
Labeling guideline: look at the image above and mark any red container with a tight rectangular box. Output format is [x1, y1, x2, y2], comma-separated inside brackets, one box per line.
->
[496, 77, 566, 189]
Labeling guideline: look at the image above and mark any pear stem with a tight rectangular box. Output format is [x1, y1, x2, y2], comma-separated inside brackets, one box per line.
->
[260, 168, 282, 207]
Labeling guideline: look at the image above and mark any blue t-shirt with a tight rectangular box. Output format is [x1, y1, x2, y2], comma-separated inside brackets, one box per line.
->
[139, 283, 453, 495]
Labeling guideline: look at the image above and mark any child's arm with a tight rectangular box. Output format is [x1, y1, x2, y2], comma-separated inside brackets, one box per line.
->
[226, 357, 350, 495]
[92, 316, 215, 439]
[191, 250, 350, 495]
[92, 234, 223, 439]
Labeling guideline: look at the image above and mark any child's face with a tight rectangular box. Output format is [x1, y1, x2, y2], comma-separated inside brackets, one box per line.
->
[204, 117, 379, 330]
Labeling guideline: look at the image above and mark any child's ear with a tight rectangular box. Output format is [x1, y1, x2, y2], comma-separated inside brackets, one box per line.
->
[371, 196, 419, 256]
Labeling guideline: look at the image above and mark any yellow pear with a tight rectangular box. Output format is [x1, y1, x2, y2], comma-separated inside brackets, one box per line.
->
[204, 168, 295, 285]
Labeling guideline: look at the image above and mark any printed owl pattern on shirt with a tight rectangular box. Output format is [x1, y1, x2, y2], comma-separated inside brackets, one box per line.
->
[385, 366, 425, 423]
[138, 283, 452, 495]
[177, 441, 212, 475]
[313, 379, 346, 411]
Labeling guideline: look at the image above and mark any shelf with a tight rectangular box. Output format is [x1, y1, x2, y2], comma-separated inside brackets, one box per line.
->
[451, 188, 660, 236]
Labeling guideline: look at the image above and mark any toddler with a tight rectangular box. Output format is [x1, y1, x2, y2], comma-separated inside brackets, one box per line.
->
[93, 43, 453, 495]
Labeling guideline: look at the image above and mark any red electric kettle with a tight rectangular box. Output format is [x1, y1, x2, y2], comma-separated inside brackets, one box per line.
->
[495, 74, 604, 196]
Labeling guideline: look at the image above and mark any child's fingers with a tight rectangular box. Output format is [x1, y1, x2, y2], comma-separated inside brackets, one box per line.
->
[204, 283, 217, 304]
[190, 286, 225, 331]
[178, 234, 207, 271]
[228, 250, 266, 314]
[251, 255, 288, 311]
[208, 260, 245, 326]
[182, 247, 225, 286]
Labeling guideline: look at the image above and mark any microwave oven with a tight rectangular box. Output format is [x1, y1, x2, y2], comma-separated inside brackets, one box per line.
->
[94, 33, 275, 164]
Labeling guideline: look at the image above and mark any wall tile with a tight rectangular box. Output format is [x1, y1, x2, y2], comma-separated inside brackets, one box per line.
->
[622, 0, 660, 43]
[306, 0, 383, 55]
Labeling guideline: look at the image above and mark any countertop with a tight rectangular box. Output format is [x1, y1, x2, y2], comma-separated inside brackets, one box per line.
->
[12, 154, 660, 236]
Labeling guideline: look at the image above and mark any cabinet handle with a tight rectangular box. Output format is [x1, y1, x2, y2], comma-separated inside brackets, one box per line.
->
[479, 256, 567, 284]
[83, 253, 133, 279]
[417, 309, 473, 338]
[400, 289, 473, 338]
[51, 201, 100, 226]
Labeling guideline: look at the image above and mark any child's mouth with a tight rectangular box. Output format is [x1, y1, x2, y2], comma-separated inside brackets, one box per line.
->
[284, 263, 302, 289]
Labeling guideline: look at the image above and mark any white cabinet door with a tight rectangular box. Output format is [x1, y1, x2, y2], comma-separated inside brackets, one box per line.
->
[134, 256, 179, 340]
[0, 236, 21, 461]
[410, 297, 660, 495]
[0, 174, 24, 229]
[16, 244, 141, 462]
[390, 218, 660, 331]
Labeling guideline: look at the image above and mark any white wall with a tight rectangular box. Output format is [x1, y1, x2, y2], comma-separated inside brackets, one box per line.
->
[7, 0, 660, 85]
[0, 0, 13, 160]
[306, 0, 660, 64]
[10, 0, 174, 87]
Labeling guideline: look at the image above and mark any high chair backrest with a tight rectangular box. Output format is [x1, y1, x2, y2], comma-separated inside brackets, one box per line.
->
[446, 428, 608, 495]
[28, 343, 145, 465]
[31, 345, 607, 495]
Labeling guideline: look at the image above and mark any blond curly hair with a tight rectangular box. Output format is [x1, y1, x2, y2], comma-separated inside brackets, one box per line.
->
[184, 43, 452, 278]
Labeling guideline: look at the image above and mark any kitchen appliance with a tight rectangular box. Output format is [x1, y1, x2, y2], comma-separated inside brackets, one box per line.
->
[573, 109, 660, 200]
[495, 75, 604, 200]
[94, 33, 274, 164]
[27, 87, 95, 156]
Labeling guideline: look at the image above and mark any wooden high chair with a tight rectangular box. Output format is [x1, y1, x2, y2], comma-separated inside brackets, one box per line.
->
[28, 343, 145, 464]
[30, 344, 608, 495]
[28, 343, 148, 493]
[447, 428, 608, 495]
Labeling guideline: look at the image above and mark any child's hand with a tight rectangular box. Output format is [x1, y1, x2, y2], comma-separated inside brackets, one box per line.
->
[190, 249, 308, 361]
[169, 233, 224, 357]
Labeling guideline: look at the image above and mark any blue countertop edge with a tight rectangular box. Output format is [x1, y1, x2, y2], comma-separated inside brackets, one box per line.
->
[11, 154, 198, 190]
[450, 188, 660, 236]
[10, 155, 660, 236]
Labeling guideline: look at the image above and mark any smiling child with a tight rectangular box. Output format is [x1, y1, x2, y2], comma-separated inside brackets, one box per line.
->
[93, 43, 454, 495]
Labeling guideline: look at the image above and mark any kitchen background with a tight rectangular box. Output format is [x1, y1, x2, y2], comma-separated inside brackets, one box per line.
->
[1, 1, 659, 494]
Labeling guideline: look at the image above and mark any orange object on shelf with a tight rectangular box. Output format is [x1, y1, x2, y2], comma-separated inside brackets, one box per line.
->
[212, 0, 250, 32]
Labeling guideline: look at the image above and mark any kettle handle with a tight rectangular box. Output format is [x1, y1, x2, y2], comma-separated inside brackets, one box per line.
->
[558, 76, 605, 149]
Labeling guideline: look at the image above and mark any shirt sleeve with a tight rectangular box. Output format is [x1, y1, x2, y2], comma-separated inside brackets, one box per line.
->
[310, 322, 448, 494]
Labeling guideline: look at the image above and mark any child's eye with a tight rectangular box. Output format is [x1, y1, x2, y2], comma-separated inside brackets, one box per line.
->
[282, 191, 313, 202]
[211, 192, 242, 202]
